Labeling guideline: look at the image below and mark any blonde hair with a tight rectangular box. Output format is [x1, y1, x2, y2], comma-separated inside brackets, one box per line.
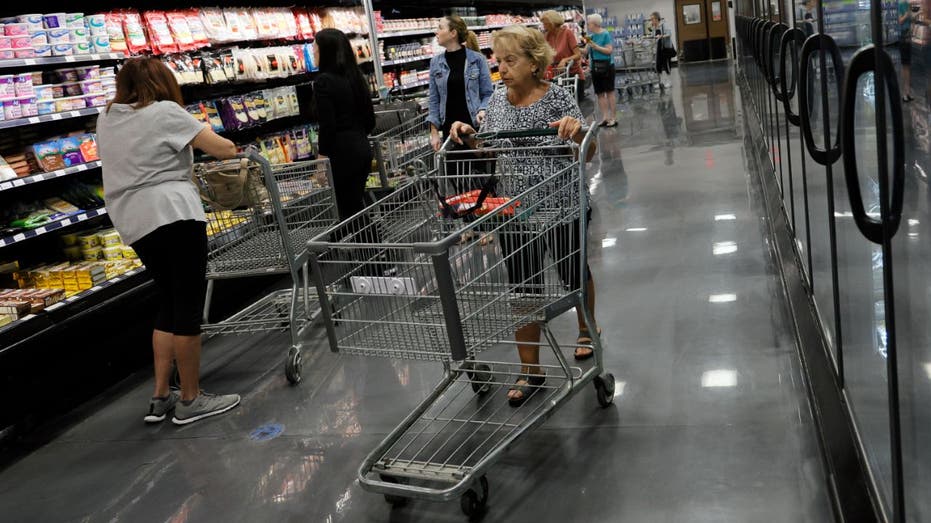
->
[587, 13, 603, 26]
[540, 10, 565, 27]
[492, 26, 554, 79]
[445, 15, 480, 52]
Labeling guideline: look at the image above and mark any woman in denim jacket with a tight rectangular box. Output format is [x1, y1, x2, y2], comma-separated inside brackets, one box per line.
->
[428, 15, 495, 151]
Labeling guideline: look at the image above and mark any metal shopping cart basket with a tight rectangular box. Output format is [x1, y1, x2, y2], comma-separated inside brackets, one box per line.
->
[548, 59, 579, 100]
[370, 111, 434, 188]
[194, 151, 338, 384]
[306, 127, 615, 517]
[617, 38, 661, 100]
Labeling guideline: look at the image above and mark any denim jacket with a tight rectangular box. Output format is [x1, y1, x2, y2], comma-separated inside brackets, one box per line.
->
[427, 48, 494, 130]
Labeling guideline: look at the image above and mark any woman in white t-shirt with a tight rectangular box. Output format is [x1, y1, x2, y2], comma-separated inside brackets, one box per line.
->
[97, 57, 241, 426]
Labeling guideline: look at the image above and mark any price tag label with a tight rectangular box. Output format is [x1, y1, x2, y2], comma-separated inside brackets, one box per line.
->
[76, 214, 87, 222]
[69, 111, 80, 118]
[50, 113, 62, 120]
[23, 59, 35, 65]
[91, 286, 102, 292]
[0, 182, 10, 190]
[65, 56, 75, 62]
[27, 117, 39, 124]
[91, 54, 100, 60]
[33, 174, 44, 182]
[12, 233, 25, 242]
[12, 179, 24, 186]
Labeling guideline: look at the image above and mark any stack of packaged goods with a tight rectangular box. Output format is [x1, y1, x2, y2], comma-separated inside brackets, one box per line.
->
[0, 123, 99, 182]
[62, 227, 138, 264]
[185, 84, 300, 133]
[0, 12, 111, 60]
[0, 64, 114, 127]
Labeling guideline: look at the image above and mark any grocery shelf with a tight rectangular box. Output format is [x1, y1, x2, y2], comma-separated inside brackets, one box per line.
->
[382, 46, 493, 67]
[0, 207, 108, 249]
[0, 106, 104, 131]
[0, 161, 102, 194]
[396, 79, 430, 91]
[378, 22, 537, 39]
[45, 266, 146, 314]
[0, 52, 125, 70]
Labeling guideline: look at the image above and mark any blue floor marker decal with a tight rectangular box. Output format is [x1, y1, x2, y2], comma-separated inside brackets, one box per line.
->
[250, 423, 284, 442]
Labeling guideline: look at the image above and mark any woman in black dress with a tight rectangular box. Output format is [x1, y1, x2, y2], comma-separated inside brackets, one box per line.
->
[312, 29, 376, 220]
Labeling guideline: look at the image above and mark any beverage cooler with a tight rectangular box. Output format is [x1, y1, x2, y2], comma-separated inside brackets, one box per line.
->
[736, 0, 931, 520]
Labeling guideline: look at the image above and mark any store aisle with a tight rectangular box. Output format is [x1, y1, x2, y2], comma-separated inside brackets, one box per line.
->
[0, 62, 834, 522]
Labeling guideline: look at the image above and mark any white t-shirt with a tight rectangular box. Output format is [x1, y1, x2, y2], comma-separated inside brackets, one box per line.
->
[97, 101, 206, 245]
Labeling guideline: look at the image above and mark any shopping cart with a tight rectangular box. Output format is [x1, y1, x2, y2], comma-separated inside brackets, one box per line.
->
[548, 59, 579, 100]
[616, 37, 660, 100]
[370, 111, 434, 188]
[194, 151, 338, 384]
[307, 127, 615, 517]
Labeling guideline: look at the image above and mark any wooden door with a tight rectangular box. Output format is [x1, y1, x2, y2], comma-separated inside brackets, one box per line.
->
[707, 0, 730, 59]
[677, 0, 710, 61]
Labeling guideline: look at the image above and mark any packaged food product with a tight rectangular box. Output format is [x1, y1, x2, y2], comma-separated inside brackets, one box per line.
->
[36, 100, 54, 114]
[198, 8, 230, 44]
[142, 11, 177, 55]
[66, 13, 85, 29]
[79, 79, 102, 94]
[33, 45, 52, 57]
[31, 71, 43, 84]
[2, 98, 21, 120]
[10, 36, 30, 49]
[4, 23, 28, 36]
[19, 97, 36, 116]
[121, 11, 150, 55]
[184, 10, 208, 47]
[91, 35, 110, 53]
[97, 228, 120, 246]
[62, 82, 82, 96]
[0, 50, 13, 60]
[87, 14, 106, 34]
[82, 246, 102, 261]
[33, 140, 64, 171]
[104, 13, 126, 53]
[202, 100, 224, 132]
[50, 84, 64, 98]
[47, 28, 69, 44]
[13, 48, 35, 58]
[58, 136, 84, 166]
[30, 31, 48, 45]
[12, 74, 32, 97]
[19, 14, 44, 30]
[43, 13, 66, 29]
[78, 231, 99, 247]
[68, 95, 86, 108]
[218, 96, 251, 130]
[74, 42, 91, 55]
[0, 36, 10, 50]
[78, 134, 98, 161]
[84, 94, 106, 107]
[52, 44, 73, 56]
[70, 28, 88, 43]
[166, 11, 196, 51]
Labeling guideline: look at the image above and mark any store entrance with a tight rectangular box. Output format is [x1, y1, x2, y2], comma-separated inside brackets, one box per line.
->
[676, 0, 730, 61]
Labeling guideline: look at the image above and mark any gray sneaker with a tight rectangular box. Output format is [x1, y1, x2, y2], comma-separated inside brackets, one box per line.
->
[171, 391, 241, 426]
[144, 390, 180, 423]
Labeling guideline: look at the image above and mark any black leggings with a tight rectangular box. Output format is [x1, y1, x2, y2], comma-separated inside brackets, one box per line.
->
[132, 220, 208, 336]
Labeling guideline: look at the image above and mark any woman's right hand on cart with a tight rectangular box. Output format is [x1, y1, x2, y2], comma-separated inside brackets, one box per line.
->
[449, 121, 477, 147]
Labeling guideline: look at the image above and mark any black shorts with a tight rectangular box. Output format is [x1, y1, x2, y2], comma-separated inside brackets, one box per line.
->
[500, 210, 593, 294]
[901, 39, 911, 66]
[591, 62, 616, 94]
[132, 220, 208, 336]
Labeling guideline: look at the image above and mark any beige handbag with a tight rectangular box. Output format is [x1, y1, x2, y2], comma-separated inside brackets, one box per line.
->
[193, 158, 270, 210]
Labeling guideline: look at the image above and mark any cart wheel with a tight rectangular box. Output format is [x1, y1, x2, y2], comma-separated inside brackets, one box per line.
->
[460, 476, 489, 518]
[594, 373, 616, 408]
[285, 346, 302, 385]
[379, 475, 409, 507]
[469, 364, 493, 395]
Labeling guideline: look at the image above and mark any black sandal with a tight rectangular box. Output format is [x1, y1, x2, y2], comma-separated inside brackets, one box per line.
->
[508, 373, 546, 407]
[574, 328, 602, 361]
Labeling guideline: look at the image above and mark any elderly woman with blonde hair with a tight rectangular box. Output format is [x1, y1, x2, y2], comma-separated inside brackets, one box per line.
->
[540, 10, 583, 99]
[450, 25, 600, 407]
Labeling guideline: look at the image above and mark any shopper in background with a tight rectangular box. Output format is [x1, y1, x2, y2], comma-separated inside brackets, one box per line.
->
[312, 28, 376, 220]
[428, 15, 495, 152]
[97, 57, 240, 426]
[583, 14, 617, 127]
[650, 12, 674, 90]
[899, 0, 914, 102]
[541, 10, 584, 101]
[449, 25, 599, 407]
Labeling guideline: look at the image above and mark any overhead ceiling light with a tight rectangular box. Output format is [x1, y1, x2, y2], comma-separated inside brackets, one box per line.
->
[602, 237, 617, 248]
[713, 241, 738, 255]
[702, 369, 738, 388]
[714, 213, 737, 221]
[708, 293, 737, 303]
[625, 227, 647, 232]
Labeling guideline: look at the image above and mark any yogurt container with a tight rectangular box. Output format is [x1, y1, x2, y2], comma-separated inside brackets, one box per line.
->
[36, 99, 54, 114]
[74, 42, 90, 55]
[0, 37, 10, 49]
[0, 75, 14, 100]
[75, 65, 99, 80]
[30, 30, 47, 46]
[79, 79, 101, 94]
[33, 45, 52, 57]
[30, 71, 42, 84]
[82, 246, 102, 261]
[10, 36, 31, 49]
[0, 50, 14, 60]
[87, 15, 106, 34]
[3, 99, 22, 120]
[19, 97, 37, 117]
[51, 43, 72, 56]
[55, 68, 77, 82]
[47, 28, 69, 44]
[13, 48, 35, 58]
[90, 35, 109, 52]
[34, 84, 53, 100]
[70, 28, 87, 42]
[50, 84, 63, 98]
[13, 74, 32, 97]
[62, 82, 81, 96]
[3, 23, 29, 36]
[66, 13, 84, 29]
[43, 13, 66, 29]
[19, 14, 44, 29]
[69, 95, 86, 109]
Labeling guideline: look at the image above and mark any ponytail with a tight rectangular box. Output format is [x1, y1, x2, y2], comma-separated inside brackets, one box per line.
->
[464, 30, 480, 52]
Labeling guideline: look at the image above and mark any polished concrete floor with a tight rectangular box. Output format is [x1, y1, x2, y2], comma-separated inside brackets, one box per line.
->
[0, 62, 835, 522]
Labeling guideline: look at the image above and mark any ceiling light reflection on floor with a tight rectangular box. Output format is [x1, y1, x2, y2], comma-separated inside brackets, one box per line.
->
[924, 363, 931, 380]
[614, 381, 627, 397]
[714, 214, 737, 221]
[702, 369, 738, 388]
[625, 227, 647, 232]
[708, 293, 737, 303]
[713, 241, 738, 255]
[602, 237, 617, 248]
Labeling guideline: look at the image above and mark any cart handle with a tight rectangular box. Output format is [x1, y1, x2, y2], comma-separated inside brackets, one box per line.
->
[473, 127, 590, 140]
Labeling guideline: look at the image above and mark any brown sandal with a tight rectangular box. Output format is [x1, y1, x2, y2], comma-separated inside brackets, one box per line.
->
[574, 328, 602, 361]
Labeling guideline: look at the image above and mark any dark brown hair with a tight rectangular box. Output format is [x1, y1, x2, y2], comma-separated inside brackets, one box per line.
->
[107, 56, 184, 113]
[445, 15, 480, 52]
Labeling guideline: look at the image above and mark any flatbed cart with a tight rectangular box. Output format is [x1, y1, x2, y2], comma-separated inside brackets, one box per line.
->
[306, 127, 615, 517]
[616, 37, 660, 100]
[193, 151, 338, 384]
